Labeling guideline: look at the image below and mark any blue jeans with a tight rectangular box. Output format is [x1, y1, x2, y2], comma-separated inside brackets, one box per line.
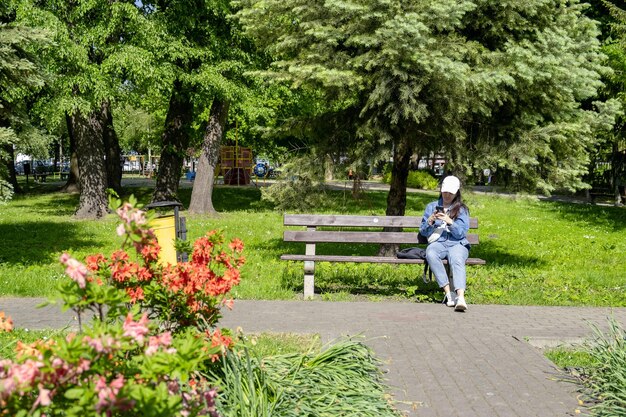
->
[425, 242, 469, 290]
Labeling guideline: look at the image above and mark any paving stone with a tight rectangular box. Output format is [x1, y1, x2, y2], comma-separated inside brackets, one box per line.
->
[2, 297, 625, 416]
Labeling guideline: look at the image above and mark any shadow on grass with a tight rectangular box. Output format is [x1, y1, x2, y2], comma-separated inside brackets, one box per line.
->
[0, 221, 100, 265]
[120, 186, 272, 213]
[542, 200, 626, 231]
[257, 234, 544, 298]
[8, 192, 79, 217]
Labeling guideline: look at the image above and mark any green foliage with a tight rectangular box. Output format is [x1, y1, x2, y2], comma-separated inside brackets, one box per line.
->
[15, 0, 157, 127]
[260, 155, 333, 211]
[548, 319, 626, 416]
[235, 0, 617, 194]
[0, 179, 13, 203]
[210, 339, 401, 417]
[383, 170, 438, 190]
[583, 319, 626, 416]
[0, 198, 243, 415]
[0, 10, 53, 169]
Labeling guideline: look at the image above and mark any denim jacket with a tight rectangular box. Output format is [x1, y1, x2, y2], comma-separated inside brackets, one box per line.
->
[419, 199, 470, 248]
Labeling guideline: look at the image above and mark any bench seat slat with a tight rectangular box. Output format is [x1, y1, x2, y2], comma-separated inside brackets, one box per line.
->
[284, 214, 478, 229]
[281, 254, 486, 265]
[284, 231, 479, 245]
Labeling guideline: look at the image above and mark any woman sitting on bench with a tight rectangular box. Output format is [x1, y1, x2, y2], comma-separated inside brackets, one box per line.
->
[419, 175, 471, 312]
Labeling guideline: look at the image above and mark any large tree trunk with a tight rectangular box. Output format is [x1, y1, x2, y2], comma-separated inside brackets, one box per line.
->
[153, 80, 193, 203]
[379, 136, 412, 256]
[2, 143, 22, 194]
[386, 136, 412, 216]
[74, 110, 109, 219]
[189, 99, 229, 214]
[61, 111, 80, 193]
[101, 100, 122, 194]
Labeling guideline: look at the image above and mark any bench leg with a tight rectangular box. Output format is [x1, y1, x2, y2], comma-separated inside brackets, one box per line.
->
[304, 263, 314, 299]
[304, 238, 315, 298]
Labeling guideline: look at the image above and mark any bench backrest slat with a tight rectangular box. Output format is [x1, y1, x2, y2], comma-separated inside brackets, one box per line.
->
[284, 231, 479, 245]
[284, 214, 478, 229]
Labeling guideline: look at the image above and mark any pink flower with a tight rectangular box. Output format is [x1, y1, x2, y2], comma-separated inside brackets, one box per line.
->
[34, 386, 52, 407]
[130, 209, 147, 225]
[59, 253, 88, 289]
[116, 223, 126, 236]
[116, 203, 147, 226]
[95, 375, 130, 413]
[145, 331, 173, 355]
[122, 313, 150, 344]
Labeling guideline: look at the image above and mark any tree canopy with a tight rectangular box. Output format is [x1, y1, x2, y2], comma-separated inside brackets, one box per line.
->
[235, 0, 619, 207]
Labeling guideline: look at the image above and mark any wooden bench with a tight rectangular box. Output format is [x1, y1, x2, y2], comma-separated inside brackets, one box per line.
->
[281, 214, 485, 298]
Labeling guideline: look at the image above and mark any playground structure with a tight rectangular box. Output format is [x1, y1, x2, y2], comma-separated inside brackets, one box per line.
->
[123, 154, 159, 177]
[218, 145, 254, 185]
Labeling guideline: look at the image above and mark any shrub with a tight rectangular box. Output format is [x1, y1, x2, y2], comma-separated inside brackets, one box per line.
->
[0, 180, 13, 204]
[58, 196, 245, 333]
[210, 339, 401, 417]
[260, 155, 333, 212]
[583, 319, 626, 416]
[382, 170, 438, 190]
[0, 198, 244, 416]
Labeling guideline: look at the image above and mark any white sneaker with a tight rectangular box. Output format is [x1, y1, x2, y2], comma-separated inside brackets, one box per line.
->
[455, 295, 467, 312]
[442, 292, 456, 307]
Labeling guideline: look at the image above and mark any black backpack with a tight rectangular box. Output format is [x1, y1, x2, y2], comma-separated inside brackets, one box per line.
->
[396, 247, 432, 283]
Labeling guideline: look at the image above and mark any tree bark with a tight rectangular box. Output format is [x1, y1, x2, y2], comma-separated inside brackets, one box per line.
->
[2, 143, 21, 194]
[379, 135, 412, 256]
[386, 136, 412, 217]
[188, 99, 230, 214]
[61, 111, 80, 193]
[101, 100, 122, 194]
[74, 110, 109, 219]
[324, 154, 334, 181]
[153, 80, 193, 203]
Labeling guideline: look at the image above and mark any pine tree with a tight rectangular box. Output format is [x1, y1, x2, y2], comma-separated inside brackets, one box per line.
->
[235, 0, 617, 212]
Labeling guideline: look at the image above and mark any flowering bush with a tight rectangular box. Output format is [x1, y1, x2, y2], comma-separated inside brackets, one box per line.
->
[0, 314, 221, 417]
[58, 196, 245, 333]
[0, 198, 244, 416]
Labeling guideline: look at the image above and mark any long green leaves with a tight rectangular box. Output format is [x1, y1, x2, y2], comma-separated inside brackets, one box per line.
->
[584, 319, 626, 416]
[210, 338, 401, 417]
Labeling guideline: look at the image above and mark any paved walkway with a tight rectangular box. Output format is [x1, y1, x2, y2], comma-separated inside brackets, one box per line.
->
[2, 297, 626, 416]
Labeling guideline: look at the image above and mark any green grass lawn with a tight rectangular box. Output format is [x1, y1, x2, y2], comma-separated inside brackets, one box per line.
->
[1, 182, 625, 306]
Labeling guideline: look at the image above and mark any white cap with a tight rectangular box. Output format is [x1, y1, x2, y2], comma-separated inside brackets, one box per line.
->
[441, 175, 461, 194]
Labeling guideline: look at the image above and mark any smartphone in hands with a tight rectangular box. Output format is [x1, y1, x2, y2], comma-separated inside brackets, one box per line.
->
[435, 205, 444, 213]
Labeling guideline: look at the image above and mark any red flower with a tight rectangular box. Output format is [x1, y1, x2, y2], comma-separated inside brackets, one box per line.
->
[223, 268, 240, 285]
[139, 240, 160, 263]
[111, 261, 133, 283]
[110, 250, 129, 262]
[135, 266, 153, 282]
[205, 328, 233, 361]
[126, 287, 145, 303]
[85, 254, 106, 271]
[191, 237, 213, 266]
[229, 238, 244, 252]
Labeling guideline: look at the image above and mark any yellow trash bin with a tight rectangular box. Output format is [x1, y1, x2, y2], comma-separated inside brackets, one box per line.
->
[151, 215, 178, 265]
[144, 201, 187, 265]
